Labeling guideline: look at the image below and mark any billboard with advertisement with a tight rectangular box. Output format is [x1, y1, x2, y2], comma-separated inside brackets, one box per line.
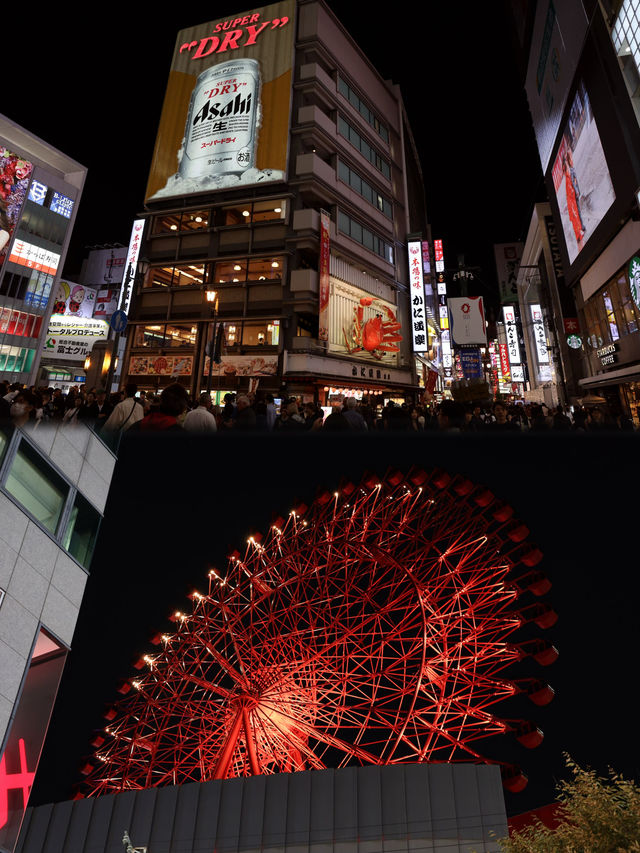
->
[43, 316, 109, 362]
[448, 296, 486, 346]
[494, 243, 523, 304]
[82, 247, 127, 287]
[525, 0, 588, 173]
[50, 281, 97, 318]
[330, 279, 402, 365]
[550, 81, 615, 265]
[145, 0, 295, 203]
[0, 146, 33, 270]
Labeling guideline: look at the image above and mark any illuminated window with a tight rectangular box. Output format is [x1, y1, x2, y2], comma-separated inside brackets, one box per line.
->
[603, 291, 620, 341]
[619, 272, 640, 333]
[221, 320, 280, 346]
[152, 210, 210, 234]
[217, 200, 286, 225]
[5, 440, 69, 534]
[214, 257, 284, 284]
[145, 263, 208, 288]
[134, 324, 197, 348]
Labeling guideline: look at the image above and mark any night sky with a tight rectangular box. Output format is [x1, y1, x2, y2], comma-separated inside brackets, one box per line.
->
[29, 432, 640, 819]
[4, 2, 542, 297]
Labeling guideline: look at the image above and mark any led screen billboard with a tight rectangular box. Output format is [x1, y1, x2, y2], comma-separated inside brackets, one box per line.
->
[146, 0, 295, 202]
[0, 146, 33, 269]
[550, 81, 615, 265]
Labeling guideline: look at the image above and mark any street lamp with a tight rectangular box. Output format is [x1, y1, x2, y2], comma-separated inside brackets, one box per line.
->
[205, 289, 218, 396]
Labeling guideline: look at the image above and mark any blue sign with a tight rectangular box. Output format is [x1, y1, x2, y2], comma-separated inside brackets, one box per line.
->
[50, 191, 74, 219]
[460, 347, 483, 380]
[110, 310, 128, 333]
[28, 180, 48, 205]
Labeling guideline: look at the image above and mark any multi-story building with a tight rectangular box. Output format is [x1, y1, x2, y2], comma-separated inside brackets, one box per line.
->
[0, 115, 86, 388]
[0, 423, 116, 853]
[121, 0, 429, 406]
[509, 0, 640, 422]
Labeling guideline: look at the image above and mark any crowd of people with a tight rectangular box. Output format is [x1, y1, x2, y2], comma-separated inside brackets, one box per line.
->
[0, 380, 634, 437]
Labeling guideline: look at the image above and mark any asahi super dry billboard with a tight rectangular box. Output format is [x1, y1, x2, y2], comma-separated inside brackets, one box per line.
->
[146, 1, 295, 202]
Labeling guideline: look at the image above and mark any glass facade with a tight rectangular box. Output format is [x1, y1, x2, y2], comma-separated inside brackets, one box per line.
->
[337, 76, 389, 143]
[337, 211, 394, 264]
[337, 116, 391, 180]
[337, 160, 392, 218]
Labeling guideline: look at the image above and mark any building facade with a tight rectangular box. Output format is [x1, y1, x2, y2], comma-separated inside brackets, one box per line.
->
[510, 0, 640, 421]
[16, 764, 508, 853]
[0, 423, 116, 853]
[120, 0, 428, 407]
[0, 115, 86, 388]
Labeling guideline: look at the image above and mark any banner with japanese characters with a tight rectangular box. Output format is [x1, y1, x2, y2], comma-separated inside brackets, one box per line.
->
[448, 296, 486, 346]
[530, 304, 550, 364]
[407, 241, 428, 353]
[502, 305, 522, 364]
[494, 242, 523, 304]
[43, 316, 109, 362]
[318, 210, 331, 341]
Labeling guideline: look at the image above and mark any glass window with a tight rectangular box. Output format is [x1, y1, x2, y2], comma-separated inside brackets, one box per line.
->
[145, 264, 208, 288]
[165, 324, 198, 347]
[619, 272, 639, 333]
[337, 116, 390, 180]
[62, 492, 100, 569]
[337, 211, 394, 263]
[603, 291, 620, 341]
[337, 76, 389, 143]
[216, 200, 286, 225]
[336, 160, 391, 218]
[134, 325, 170, 348]
[214, 257, 283, 284]
[5, 440, 68, 534]
[152, 210, 210, 233]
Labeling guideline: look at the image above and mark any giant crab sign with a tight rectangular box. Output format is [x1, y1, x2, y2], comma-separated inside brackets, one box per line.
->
[342, 297, 402, 360]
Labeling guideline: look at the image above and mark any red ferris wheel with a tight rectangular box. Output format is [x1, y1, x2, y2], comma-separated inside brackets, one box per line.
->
[82, 467, 557, 796]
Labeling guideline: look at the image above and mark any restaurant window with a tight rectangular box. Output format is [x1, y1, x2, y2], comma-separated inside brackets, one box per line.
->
[222, 320, 280, 347]
[214, 257, 284, 284]
[134, 324, 197, 348]
[216, 200, 287, 225]
[4, 439, 68, 534]
[145, 263, 208, 288]
[62, 492, 101, 569]
[152, 210, 210, 234]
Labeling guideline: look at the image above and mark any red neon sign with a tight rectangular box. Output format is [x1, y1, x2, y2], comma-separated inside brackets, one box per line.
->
[0, 739, 34, 829]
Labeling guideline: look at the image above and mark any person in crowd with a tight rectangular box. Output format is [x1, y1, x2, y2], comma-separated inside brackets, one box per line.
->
[102, 383, 144, 433]
[276, 400, 305, 431]
[436, 400, 466, 432]
[235, 394, 257, 430]
[322, 403, 350, 431]
[303, 402, 324, 430]
[62, 394, 83, 427]
[128, 383, 189, 432]
[586, 406, 615, 431]
[343, 397, 367, 431]
[265, 394, 278, 430]
[92, 389, 113, 433]
[552, 405, 572, 431]
[486, 402, 520, 431]
[10, 390, 38, 428]
[183, 393, 217, 432]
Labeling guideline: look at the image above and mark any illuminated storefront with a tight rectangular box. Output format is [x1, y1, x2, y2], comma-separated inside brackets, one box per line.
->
[0, 117, 86, 385]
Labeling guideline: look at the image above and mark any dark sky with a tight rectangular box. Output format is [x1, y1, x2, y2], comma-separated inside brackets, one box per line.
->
[30, 432, 640, 819]
[3, 2, 542, 296]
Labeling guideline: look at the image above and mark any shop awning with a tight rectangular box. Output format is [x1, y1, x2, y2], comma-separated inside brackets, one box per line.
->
[579, 363, 640, 388]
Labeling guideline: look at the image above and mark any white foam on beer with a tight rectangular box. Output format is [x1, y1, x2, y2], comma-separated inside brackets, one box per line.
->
[149, 168, 284, 200]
